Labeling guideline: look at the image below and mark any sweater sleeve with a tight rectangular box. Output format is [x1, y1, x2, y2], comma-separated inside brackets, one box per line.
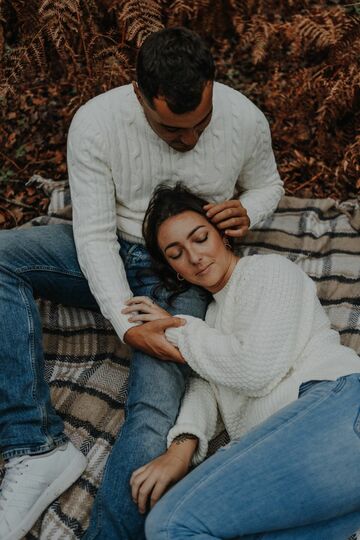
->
[237, 108, 284, 228]
[67, 106, 136, 341]
[167, 375, 219, 466]
[166, 256, 315, 397]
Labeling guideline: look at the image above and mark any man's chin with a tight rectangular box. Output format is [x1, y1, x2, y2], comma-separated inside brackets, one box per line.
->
[170, 143, 196, 153]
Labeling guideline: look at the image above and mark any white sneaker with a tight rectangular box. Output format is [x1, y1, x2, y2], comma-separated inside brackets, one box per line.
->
[0, 441, 87, 540]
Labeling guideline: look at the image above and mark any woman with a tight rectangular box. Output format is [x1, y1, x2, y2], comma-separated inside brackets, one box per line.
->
[124, 184, 360, 540]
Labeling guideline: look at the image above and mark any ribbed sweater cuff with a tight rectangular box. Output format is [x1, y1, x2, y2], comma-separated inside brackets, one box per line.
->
[165, 315, 194, 347]
[111, 312, 139, 342]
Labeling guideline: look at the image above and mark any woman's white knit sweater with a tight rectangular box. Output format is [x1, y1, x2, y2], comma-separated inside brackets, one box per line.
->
[165, 254, 360, 465]
[67, 82, 283, 340]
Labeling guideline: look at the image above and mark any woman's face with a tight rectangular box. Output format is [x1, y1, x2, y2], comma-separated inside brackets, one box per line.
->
[157, 210, 238, 293]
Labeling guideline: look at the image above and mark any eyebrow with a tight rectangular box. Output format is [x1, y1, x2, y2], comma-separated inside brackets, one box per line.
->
[164, 225, 206, 253]
[160, 107, 213, 130]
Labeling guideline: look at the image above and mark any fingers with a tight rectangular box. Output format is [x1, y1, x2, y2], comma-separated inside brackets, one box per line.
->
[150, 479, 169, 509]
[215, 216, 249, 231]
[206, 203, 247, 224]
[130, 467, 151, 514]
[155, 317, 186, 330]
[203, 203, 215, 211]
[122, 302, 153, 315]
[203, 200, 250, 237]
[125, 296, 155, 307]
[223, 226, 249, 238]
[130, 467, 168, 514]
[126, 313, 160, 323]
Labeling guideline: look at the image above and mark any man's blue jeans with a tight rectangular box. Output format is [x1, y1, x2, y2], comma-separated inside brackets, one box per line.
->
[0, 224, 209, 539]
[146, 374, 360, 540]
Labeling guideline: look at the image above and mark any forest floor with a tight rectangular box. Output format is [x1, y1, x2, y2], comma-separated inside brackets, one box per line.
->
[0, 1, 359, 228]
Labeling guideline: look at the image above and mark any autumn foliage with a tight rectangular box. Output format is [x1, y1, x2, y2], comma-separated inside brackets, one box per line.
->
[0, 0, 359, 226]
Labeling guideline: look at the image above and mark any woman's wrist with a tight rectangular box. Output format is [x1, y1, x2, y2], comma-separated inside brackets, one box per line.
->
[168, 433, 199, 468]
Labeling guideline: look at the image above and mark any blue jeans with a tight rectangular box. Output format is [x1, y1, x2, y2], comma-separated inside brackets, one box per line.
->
[0, 224, 209, 539]
[146, 374, 360, 540]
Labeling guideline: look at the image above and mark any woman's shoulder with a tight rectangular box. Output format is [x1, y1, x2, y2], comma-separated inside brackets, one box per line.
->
[238, 254, 307, 283]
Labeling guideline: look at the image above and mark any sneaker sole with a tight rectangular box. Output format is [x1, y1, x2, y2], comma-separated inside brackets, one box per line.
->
[6, 450, 87, 540]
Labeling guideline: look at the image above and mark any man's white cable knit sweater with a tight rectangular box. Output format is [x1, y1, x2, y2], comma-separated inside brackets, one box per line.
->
[165, 254, 360, 465]
[67, 83, 283, 341]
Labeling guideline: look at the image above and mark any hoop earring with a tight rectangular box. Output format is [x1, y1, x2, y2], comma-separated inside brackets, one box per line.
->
[223, 238, 231, 250]
[177, 273, 184, 281]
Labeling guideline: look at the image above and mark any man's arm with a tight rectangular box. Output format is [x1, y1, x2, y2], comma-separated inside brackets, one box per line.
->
[67, 106, 137, 341]
[204, 108, 283, 237]
[236, 107, 284, 228]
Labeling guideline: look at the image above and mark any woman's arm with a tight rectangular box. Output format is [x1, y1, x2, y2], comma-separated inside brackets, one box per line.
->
[130, 375, 219, 513]
[130, 434, 198, 514]
[166, 256, 317, 397]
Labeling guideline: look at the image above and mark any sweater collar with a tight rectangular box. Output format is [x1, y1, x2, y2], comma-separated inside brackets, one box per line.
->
[212, 258, 243, 303]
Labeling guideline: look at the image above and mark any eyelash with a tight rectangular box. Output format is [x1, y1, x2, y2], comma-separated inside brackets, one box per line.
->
[169, 234, 208, 260]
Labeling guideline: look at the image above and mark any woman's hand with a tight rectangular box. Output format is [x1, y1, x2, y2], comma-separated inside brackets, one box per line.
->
[130, 451, 189, 514]
[122, 296, 171, 323]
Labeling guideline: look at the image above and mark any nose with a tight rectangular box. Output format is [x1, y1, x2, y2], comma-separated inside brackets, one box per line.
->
[180, 128, 199, 147]
[188, 247, 202, 265]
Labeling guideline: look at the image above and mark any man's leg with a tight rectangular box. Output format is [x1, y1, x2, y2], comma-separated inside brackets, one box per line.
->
[0, 224, 99, 458]
[0, 224, 96, 539]
[145, 374, 360, 540]
[83, 243, 209, 540]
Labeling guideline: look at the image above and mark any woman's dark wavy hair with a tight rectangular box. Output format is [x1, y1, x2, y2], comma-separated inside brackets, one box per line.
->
[136, 27, 215, 114]
[142, 183, 211, 299]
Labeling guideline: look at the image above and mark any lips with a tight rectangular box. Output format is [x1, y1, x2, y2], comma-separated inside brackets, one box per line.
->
[196, 263, 212, 276]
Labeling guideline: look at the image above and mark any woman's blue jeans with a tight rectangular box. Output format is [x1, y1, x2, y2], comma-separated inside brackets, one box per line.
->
[146, 374, 360, 540]
[0, 224, 209, 540]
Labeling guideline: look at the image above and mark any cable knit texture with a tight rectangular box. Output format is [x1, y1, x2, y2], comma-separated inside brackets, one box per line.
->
[67, 82, 284, 340]
[166, 254, 360, 465]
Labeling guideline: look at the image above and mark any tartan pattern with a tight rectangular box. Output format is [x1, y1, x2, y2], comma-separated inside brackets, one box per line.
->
[1, 182, 359, 539]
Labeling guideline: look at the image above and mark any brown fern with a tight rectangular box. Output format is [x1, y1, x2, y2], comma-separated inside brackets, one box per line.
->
[114, 0, 164, 47]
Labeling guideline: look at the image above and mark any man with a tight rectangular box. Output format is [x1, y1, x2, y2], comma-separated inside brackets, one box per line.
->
[0, 27, 283, 540]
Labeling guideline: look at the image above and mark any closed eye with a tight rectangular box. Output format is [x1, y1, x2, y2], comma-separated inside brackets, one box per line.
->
[168, 250, 182, 260]
[195, 234, 208, 243]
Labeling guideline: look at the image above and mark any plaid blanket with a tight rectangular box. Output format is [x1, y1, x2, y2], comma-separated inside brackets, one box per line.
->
[3, 179, 360, 539]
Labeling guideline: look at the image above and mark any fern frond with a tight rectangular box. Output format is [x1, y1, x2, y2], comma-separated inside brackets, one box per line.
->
[288, 7, 346, 56]
[39, 0, 79, 50]
[115, 0, 164, 47]
[167, 0, 194, 27]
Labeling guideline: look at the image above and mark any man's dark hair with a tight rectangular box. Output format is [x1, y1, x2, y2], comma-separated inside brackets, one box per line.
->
[142, 183, 210, 298]
[136, 27, 215, 114]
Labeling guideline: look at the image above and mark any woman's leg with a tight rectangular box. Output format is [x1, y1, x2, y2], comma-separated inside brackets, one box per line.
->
[243, 510, 360, 540]
[146, 374, 360, 540]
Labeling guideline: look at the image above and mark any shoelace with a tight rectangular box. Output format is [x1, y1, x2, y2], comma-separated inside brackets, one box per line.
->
[0, 458, 28, 511]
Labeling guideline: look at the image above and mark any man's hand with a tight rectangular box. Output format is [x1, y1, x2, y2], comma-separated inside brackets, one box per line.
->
[204, 199, 250, 238]
[123, 318, 186, 363]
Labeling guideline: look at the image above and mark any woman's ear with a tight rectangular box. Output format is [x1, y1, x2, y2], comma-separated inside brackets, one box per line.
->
[222, 235, 231, 250]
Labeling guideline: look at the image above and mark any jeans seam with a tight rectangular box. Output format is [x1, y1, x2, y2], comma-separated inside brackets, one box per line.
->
[165, 387, 335, 536]
[18, 279, 50, 445]
[16, 265, 84, 278]
[353, 408, 360, 438]
[2, 435, 68, 460]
